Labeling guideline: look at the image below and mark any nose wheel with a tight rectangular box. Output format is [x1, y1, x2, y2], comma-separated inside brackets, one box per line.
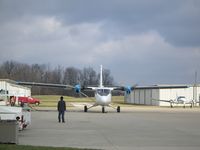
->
[102, 106, 105, 113]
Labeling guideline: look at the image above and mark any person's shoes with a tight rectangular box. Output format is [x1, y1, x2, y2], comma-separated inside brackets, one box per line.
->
[62, 121, 65, 123]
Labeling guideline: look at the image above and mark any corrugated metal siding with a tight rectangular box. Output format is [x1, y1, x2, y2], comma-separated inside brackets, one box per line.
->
[125, 85, 200, 106]
[140, 90, 145, 104]
[127, 89, 159, 105]
[152, 89, 159, 106]
[145, 89, 152, 105]
[0, 80, 31, 97]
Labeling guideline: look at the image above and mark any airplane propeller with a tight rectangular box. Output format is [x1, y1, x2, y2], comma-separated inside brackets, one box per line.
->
[115, 84, 137, 95]
[74, 84, 81, 93]
[73, 84, 90, 98]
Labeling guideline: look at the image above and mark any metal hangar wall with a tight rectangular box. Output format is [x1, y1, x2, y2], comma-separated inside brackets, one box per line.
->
[0, 79, 31, 105]
[125, 85, 200, 106]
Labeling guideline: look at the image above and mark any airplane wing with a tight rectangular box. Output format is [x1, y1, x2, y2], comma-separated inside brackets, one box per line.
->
[16, 81, 73, 89]
[152, 99, 172, 103]
[16, 81, 88, 97]
[185, 100, 200, 104]
[18, 82, 98, 104]
[185, 101, 194, 104]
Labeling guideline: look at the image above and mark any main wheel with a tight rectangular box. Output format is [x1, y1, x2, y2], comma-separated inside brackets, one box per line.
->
[102, 106, 105, 113]
[84, 105, 88, 112]
[170, 100, 173, 108]
[117, 106, 120, 113]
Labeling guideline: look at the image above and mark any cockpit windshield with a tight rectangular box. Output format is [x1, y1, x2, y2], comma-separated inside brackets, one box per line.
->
[96, 89, 111, 96]
[178, 96, 186, 99]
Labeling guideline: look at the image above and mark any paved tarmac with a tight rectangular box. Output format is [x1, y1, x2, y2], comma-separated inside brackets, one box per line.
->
[19, 106, 200, 150]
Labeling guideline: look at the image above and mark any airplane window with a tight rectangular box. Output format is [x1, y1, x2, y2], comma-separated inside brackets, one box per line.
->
[104, 89, 110, 95]
[97, 89, 110, 96]
[178, 96, 185, 99]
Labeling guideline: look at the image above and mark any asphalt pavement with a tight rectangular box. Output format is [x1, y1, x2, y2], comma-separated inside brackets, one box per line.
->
[18, 106, 200, 150]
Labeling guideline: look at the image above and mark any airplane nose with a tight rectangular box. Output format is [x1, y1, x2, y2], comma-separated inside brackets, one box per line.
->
[101, 96, 107, 102]
[101, 96, 111, 105]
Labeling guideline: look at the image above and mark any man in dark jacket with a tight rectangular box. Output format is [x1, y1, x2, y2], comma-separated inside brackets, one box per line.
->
[57, 96, 66, 123]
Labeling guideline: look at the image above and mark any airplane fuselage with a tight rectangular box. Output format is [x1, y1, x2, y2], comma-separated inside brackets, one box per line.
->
[169, 96, 195, 108]
[94, 88, 112, 106]
[174, 96, 188, 104]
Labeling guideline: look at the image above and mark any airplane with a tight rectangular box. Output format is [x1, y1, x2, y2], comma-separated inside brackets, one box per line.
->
[16, 65, 136, 113]
[153, 96, 196, 108]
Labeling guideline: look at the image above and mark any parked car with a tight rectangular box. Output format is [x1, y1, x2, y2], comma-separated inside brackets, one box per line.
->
[18, 96, 40, 105]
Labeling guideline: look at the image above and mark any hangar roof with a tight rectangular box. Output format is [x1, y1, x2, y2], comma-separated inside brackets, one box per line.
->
[0, 79, 16, 84]
[0, 79, 30, 90]
[135, 85, 190, 89]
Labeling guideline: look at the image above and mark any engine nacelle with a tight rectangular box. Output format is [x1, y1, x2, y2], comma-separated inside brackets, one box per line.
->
[116, 86, 134, 95]
[125, 86, 132, 95]
[74, 84, 81, 93]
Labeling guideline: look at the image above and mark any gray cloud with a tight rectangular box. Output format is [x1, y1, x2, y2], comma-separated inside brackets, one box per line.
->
[0, 0, 200, 85]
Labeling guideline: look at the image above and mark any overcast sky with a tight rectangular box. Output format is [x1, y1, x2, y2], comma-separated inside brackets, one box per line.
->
[0, 0, 200, 85]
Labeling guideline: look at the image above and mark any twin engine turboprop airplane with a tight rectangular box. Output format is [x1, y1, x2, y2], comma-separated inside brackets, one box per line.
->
[17, 65, 136, 113]
[153, 96, 196, 108]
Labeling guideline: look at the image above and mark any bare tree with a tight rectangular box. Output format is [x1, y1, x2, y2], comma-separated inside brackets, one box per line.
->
[0, 61, 115, 95]
[0, 61, 16, 79]
[81, 67, 98, 86]
[63, 67, 81, 85]
[102, 68, 114, 86]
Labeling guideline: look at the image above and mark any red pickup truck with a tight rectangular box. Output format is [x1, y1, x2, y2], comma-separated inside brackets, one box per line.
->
[18, 96, 40, 105]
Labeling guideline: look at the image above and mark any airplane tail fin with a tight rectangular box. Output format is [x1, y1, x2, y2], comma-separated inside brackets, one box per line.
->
[100, 65, 103, 87]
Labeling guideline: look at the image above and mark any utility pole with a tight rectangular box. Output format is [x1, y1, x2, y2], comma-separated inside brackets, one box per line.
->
[195, 71, 197, 86]
[193, 71, 199, 106]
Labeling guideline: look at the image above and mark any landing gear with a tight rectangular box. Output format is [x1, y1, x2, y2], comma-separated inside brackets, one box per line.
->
[190, 104, 193, 108]
[170, 100, 173, 108]
[190, 101, 194, 108]
[183, 102, 186, 108]
[84, 104, 121, 113]
[84, 105, 88, 112]
[102, 106, 105, 113]
[117, 106, 120, 113]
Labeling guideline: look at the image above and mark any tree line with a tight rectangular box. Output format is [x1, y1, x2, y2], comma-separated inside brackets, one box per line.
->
[0, 61, 114, 95]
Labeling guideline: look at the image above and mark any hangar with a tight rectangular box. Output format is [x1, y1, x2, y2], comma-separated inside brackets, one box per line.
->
[125, 84, 200, 106]
[0, 79, 31, 105]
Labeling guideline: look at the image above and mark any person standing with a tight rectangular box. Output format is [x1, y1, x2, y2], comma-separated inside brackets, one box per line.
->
[57, 96, 66, 123]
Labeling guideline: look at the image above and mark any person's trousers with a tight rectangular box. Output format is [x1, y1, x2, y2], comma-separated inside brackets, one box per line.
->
[58, 111, 65, 122]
